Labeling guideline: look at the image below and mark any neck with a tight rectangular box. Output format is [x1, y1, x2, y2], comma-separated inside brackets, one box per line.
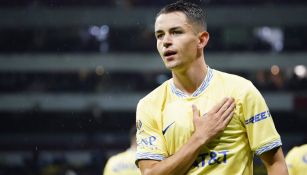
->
[172, 59, 207, 96]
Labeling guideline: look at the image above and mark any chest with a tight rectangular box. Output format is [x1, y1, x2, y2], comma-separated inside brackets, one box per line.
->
[161, 97, 244, 155]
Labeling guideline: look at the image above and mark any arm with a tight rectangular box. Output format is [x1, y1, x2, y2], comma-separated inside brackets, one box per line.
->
[260, 147, 289, 175]
[240, 81, 287, 174]
[138, 97, 236, 175]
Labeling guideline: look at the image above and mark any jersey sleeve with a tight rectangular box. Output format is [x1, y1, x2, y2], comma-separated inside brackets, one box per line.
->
[241, 81, 282, 155]
[135, 100, 168, 165]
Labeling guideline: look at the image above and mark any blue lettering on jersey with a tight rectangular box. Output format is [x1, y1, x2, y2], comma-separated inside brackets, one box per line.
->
[140, 136, 156, 146]
[245, 110, 271, 125]
[193, 150, 228, 168]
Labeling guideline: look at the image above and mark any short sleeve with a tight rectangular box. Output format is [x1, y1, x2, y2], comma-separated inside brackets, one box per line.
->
[241, 81, 282, 155]
[135, 100, 168, 165]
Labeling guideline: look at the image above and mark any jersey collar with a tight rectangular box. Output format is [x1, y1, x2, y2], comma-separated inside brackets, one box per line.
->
[170, 66, 213, 98]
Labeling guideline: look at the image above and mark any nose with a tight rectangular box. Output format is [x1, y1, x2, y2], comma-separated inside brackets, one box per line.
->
[163, 34, 172, 48]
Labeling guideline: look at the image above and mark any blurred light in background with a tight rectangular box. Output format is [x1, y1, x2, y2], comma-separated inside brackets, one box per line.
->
[294, 65, 307, 78]
[1, 2, 307, 175]
[89, 25, 109, 41]
[88, 25, 110, 53]
[271, 65, 280, 75]
[254, 26, 284, 52]
[95, 65, 105, 76]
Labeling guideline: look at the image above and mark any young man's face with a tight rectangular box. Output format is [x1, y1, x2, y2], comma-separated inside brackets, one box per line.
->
[155, 12, 200, 71]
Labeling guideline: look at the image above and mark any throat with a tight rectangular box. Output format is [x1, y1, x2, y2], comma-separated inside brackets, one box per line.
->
[172, 77, 204, 97]
[181, 83, 200, 96]
[171, 65, 208, 97]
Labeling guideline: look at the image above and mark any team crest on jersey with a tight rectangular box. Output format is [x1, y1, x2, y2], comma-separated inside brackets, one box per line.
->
[136, 120, 142, 130]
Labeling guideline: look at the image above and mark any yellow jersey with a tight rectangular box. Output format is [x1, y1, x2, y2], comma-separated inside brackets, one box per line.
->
[103, 149, 141, 175]
[136, 67, 282, 175]
[286, 144, 307, 175]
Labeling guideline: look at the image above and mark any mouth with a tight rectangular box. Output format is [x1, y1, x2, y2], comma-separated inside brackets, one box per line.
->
[163, 50, 177, 59]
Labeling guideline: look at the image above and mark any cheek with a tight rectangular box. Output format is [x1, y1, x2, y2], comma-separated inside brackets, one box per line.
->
[181, 40, 197, 54]
[156, 40, 162, 50]
[156, 42, 163, 56]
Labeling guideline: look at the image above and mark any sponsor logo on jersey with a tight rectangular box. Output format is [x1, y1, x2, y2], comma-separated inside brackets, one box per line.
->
[162, 121, 175, 135]
[193, 150, 229, 168]
[245, 110, 271, 125]
[137, 135, 158, 151]
[138, 136, 157, 146]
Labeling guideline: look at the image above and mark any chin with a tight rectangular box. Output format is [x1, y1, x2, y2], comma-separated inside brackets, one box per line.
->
[165, 63, 177, 69]
[167, 65, 182, 71]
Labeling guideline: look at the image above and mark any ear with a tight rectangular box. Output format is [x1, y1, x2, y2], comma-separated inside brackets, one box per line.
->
[197, 31, 209, 49]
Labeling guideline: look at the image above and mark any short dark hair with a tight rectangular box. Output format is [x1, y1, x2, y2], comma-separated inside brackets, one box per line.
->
[156, 1, 207, 31]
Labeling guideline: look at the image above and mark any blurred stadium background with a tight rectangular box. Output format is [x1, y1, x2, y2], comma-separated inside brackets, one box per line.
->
[0, 0, 307, 174]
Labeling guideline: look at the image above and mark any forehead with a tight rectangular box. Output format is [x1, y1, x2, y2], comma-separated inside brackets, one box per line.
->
[155, 12, 191, 31]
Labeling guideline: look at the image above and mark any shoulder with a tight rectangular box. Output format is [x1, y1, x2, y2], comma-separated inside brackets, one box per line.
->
[300, 144, 307, 150]
[137, 80, 170, 109]
[213, 69, 256, 95]
[107, 150, 131, 164]
[286, 146, 301, 161]
[290, 144, 307, 154]
[107, 151, 125, 162]
[213, 69, 252, 85]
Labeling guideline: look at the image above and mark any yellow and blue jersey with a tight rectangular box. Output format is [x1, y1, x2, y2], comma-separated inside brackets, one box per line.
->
[103, 149, 141, 175]
[136, 67, 282, 175]
[286, 144, 307, 175]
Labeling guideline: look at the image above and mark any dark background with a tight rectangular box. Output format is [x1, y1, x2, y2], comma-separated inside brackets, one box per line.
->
[0, 0, 307, 174]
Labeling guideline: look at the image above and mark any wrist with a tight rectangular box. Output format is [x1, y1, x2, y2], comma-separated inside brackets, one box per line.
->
[191, 132, 209, 148]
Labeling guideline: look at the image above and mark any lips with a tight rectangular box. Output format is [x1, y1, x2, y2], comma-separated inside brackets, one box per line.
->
[163, 50, 177, 57]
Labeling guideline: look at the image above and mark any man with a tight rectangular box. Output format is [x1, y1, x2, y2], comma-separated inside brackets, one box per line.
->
[135, 1, 288, 175]
[285, 144, 307, 175]
[103, 126, 141, 175]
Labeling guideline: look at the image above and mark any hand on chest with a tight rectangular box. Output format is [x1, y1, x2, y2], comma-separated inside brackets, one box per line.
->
[162, 99, 207, 133]
[161, 98, 243, 154]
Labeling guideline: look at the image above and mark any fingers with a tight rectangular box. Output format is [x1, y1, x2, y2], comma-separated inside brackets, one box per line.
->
[193, 97, 235, 122]
[217, 97, 235, 115]
[223, 111, 235, 126]
[221, 102, 235, 125]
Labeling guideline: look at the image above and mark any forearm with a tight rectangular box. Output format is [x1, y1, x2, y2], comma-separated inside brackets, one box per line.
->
[266, 160, 289, 175]
[139, 99, 235, 175]
[261, 147, 289, 175]
[140, 134, 205, 175]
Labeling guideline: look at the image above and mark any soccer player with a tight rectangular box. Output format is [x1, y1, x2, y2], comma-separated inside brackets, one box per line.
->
[135, 1, 289, 175]
[103, 126, 141, 175]
[285, 144, 307, 175]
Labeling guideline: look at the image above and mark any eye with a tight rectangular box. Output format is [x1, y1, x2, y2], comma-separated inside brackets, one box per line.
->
[172, 30, 182, 35]
[156, 33, 164, 39]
